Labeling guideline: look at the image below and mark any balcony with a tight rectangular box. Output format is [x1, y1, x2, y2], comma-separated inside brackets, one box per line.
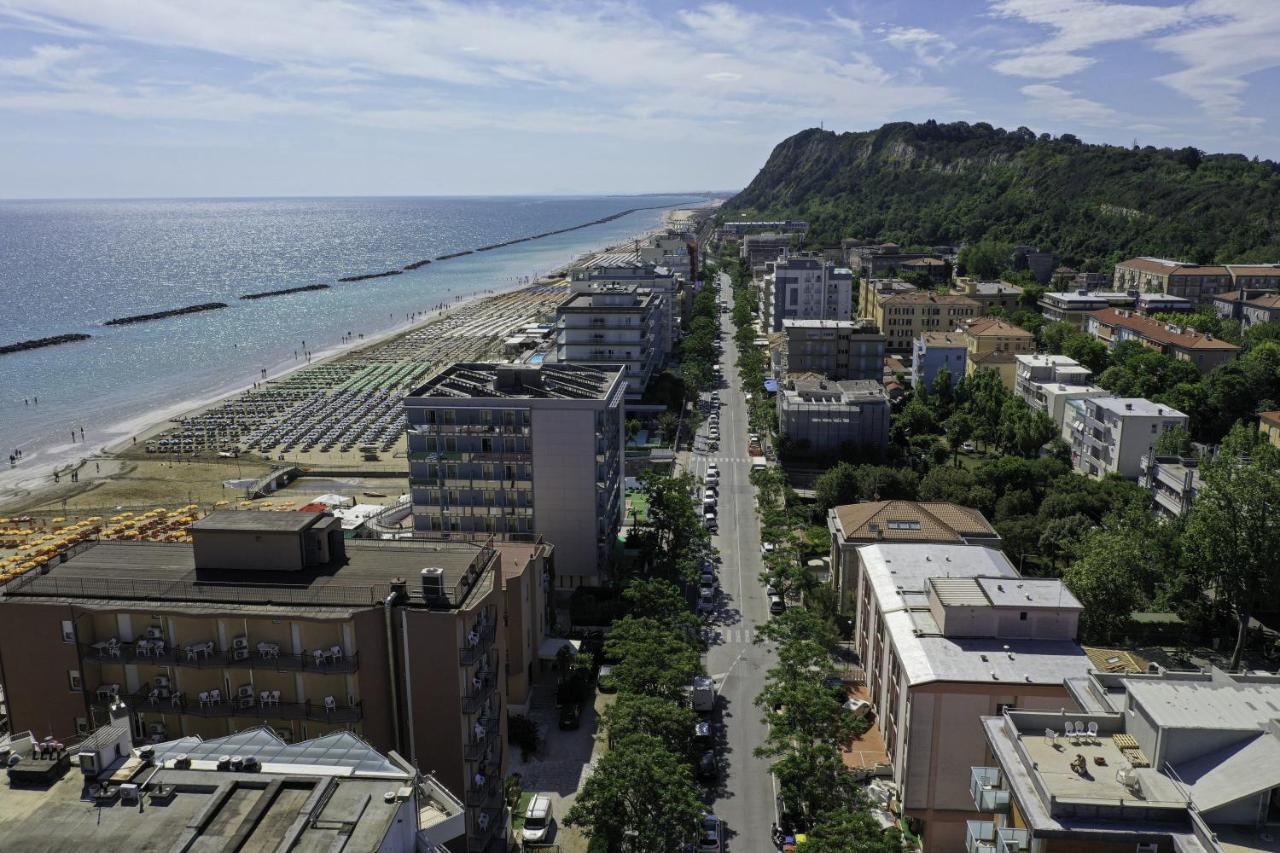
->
[970, 767, 1011, 813]
[462, 674, 496, 714]
[464, 716, 500, 762]
[466, 805, 505, 853]
[82, 641, 358, 674]
[459, 623, 496, 666]
[128, 688, 362, 723]
[466, 778, 502, 808]
[965, 821, 1029, 853]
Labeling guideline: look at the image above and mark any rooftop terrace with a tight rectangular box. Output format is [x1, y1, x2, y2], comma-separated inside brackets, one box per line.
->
[409, 362, 622, 400]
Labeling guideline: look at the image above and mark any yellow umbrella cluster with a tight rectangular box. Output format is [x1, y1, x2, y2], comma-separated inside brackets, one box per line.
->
[99, 505, 202, 543]
[0, 517, 101, 583]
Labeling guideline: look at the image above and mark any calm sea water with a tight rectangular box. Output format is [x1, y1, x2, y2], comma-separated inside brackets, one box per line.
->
[0, 195, 698, 487]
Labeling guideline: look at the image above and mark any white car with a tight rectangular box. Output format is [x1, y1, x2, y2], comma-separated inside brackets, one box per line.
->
[760, 541, 775, 555]
[698, 815, 725, 852]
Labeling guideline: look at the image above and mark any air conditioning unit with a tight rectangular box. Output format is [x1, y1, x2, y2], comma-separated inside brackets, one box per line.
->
[421, 567, 446, 602]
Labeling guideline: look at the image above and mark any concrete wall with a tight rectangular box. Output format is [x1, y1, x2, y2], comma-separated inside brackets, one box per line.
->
[532, 407, 599, 584]
[193, 529, 306, 572]
[0, 601, 88, 740]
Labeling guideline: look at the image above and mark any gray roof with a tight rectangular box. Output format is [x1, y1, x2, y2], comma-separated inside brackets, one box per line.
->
[976, 577, 1082, 609]
[148, 727, 403, 776]
[1124, 679, 1280, 730]
[410, 362, 622, 400]
[1178, 731, 1280, 812]
[191, 509, 328, 533]
[1092, 397, 1188, 419]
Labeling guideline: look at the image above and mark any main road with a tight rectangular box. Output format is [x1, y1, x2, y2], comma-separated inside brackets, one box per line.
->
[685, 270, 777, 850]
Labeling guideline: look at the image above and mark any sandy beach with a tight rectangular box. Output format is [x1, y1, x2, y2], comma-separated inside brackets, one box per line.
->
[0, 206, 700, 515]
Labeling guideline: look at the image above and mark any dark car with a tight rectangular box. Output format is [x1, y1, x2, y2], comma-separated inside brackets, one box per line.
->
[697, 750, 718, 782]
[558, 703, 582, 730]
[693, 720, 713, 748]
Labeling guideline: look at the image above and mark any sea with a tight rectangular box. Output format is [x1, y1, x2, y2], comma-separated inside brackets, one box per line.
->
[0, 194, 702, 496]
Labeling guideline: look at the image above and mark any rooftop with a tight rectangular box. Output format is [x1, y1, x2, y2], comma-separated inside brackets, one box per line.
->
[0, 728, 440, 853]
[1015, 353, 1084, 368]
[919, 332, 966, 348]
[1260, 411, 1280, 429]
[1117, 257, 1230, 276]
[558, 287, 658, 311]
[882, 291, 979, 307]
[2, 537, 494, 611]
[409, 362, 623, 400]
[191, 509, 328, 534]
[1040, 290, 1134, 304]
[782, 318, 881, 332]
[785, 378, 887, 403]
[963, 317, 1034, 338]
[1091, 308, 1241, 351]
[1091, 396, 1188, 419]
[1123, 678, 1280, 731]
[833, 501, 999, 544]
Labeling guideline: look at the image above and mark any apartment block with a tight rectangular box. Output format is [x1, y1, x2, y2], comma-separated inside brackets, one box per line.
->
[951, 278, 1024, 313]
[405, 363, 625, 589]
[1140, 451, 1202, 519]
[824, 505, 1089, 851]
[961, 318, 1036, 389]
[975, 668, 1280, 853]
[1087, 308, 1240, 372]
[1065, 397, 1189, 479]
[636, 232, 692, 280]
[1014, 354, 1110, 430]
[774, 318, 886, 381]
[775, 378, 889, 453]
[876, 291, 980, 351]
[740, 232, 794, 268]
[0, 722, 468, 851]
[859, 277, 918, 321]
[1211, 290, 1280, 329]
[568, 262, 679, 350]
[760, 254, 853, 332]
[911, 332, 968, 393]
[554, 284, 667, 396]
[827, 500, 1002, 613]
[719, 219, 807, 237]
[1113, 258, 1234, 300]
[847, 244, 948, 282]
[0, 511, 538, 852]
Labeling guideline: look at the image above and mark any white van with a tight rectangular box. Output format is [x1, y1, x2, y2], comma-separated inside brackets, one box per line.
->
[522, 794, 553, 843]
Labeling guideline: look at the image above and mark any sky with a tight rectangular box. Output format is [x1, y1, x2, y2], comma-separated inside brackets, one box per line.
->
[0, 0, 1278, 199]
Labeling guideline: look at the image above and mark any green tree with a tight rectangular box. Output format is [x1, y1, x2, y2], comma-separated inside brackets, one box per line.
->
[803, 805, 904, 853]
[813, 462, 861, 512]
[632, 471, 708, 583]
[957, 239, 1014, 279]
[602, 693, 698, 756]
[1153, 423, 1193, 456]
[1182, 424, 1280, 669]
[1061, 333, 1109, 374]
[563, 733, 705, 852]
[1063, 517, 1149, 642]
[943, 412, 976, 465]
[604, 616, 703, 700]
[622, 578, 702, 638]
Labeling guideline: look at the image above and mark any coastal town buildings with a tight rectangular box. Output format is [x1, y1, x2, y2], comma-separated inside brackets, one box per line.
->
[740, 232, 794, 269]
[846, 244, 948, 282]
[1037, 290, 1192, 327]
[718, 219, 808, 238]
[1259, 411, 1280, 448]
[1014, 354, 1111, 431]
[0, 510, 546, 850]
[775, 378, 889, 453]
[1086, 308, 1241, 372]
[405, 362, 626, 588]
[554, 284, 668, 396]
[759, 254, 853, 332]
[1210, 289, 1280, 328]
[826, 501, 1089, 852]
[636, 232, 692, 279]
[959, 317, 1036, 389]
[568, 261, 679, 349]
[0, 721, 469, 852]
[949, 278, 1024, 313]
[976, 668, 1280, 853]
[910, 331, 967, 393]
[772, 318, 886, 381]
[874, 291, 980, 351]
[1064, 396, 1190, 479]
[1141, 450, 1203, 518]
[858, 277, 917, 322]
[1113, 257, 1280, 300]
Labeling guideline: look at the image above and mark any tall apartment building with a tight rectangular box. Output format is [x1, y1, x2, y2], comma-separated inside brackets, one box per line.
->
[636, 232, 692, 279]
[554, 284, 667, 397]
[774, 318, 886, 381]
[960, 318, 1036, 389]
[0, 722, 469, 851]
[847, 244, 948, 282]
[405, 363, 625, 588]
[1014, 354, 1110, 430]
[875, 291, 980, 351]
[568, 262, 679, 350]
[1065, 396, 1189, 479]
[760, 255, 853, 332]
[775, 378, 889, 453]
[0, 511, 543, 852]
[740, 232, 794, 268]
[911, 332, 967, 393]
[1087, 307, 1240, 372]
[719, 219, 808, 237]
[976, 668, 1280, 853]
[826, 502, 1090, 851]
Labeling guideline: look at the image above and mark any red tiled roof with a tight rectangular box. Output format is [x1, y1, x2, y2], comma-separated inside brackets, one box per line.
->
[882, 291, 979, 306]
[963, 317, 1034, 338]
[1089, 308, 1241, 351]
[1115, 258, 1230, 277]
[1260, 411, 1280, 430]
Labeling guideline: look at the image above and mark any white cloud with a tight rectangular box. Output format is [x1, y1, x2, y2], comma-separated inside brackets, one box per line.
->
[882, 26, 957, 68]
[1020, 83, 1119, 124]
[0, 1, 949, 141]
[0, 42, 96, 78]
[989, 0, 1188, 79]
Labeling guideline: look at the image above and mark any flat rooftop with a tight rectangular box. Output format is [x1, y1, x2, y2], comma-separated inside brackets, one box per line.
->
[2, 538, 493, 611]
[1092, 397, 1187, 419]
[191, 509, 328, 534]
[409, 362, 622, 400]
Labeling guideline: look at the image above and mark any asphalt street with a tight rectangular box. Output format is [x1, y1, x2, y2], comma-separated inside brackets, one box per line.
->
[685, 270, 778, 851]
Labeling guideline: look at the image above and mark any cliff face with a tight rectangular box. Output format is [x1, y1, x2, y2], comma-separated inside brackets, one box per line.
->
[725, 121, 1280, 267]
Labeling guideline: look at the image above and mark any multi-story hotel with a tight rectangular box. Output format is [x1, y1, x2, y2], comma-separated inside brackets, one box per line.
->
[1013, 354, 1110, 431]
[874, 291, 980, 351]
[1065, 396, 1189, 479]
[404, 362, 625, 589]
[554, 284, 667, 397]
[773, 318, 886, 381]
[759, 254, 853, 332]
[0, 510, 551, 852]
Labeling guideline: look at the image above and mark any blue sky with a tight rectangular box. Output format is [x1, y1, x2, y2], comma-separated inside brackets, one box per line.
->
[0, 0, 1277, 198]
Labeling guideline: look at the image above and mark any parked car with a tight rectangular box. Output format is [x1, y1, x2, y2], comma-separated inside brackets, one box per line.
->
[597, 665, 617, 693]
[697, 750, 718, 782]
[843, 698, 873, 719]
[521, 795, 554, 844]
[704, 513, 718, 532]
[694, 720, 713, 747]
[765, 581, 780, 598]
[699, 579, 716, 600]
[705, 470, 720, 485]
[698, 815, 725, 852]
[558, 703, 582, 730]
[760, 541, 775, 555]
[768, 594, 786, 615]
[703, 486, 717, 500]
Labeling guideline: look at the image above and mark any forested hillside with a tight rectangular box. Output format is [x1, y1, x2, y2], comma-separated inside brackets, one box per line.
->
[725, 122, 1280, 268]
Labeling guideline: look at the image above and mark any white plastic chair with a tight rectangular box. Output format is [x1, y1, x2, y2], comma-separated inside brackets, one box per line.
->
[1066, 721, 1079, 744]
[324, 695, 336, 712]
[269, 690, 281, 707]
[329, 645, 343, 662]
[1044, 728, 1057, 746]
[210, 689, 222, 704]
[199, 691, 210, 707]
[313, 649, 327, 667]
[1087, 721, 1099, 743]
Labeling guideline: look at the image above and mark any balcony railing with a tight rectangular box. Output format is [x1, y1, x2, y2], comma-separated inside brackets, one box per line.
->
[970, 767, 1011, 813]
[81, 642, 358, 674]
[465, 778, 501, 808]
[965, 821, 1029, 853]
[466, 805, 505, 853]
[997, 827, 1030, 853]
[459, 623, 497, 666]
[127, 689, 362, 723]
[464, 717, 500, 762]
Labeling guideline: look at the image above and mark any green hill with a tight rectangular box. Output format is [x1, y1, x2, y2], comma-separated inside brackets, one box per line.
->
[724, 121, 1280, 268]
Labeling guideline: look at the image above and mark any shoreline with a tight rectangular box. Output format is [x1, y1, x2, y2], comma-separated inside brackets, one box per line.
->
[0, 205, 692, 511]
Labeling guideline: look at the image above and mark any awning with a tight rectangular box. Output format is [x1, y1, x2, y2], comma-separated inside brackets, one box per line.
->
[538, 638, 582, 661]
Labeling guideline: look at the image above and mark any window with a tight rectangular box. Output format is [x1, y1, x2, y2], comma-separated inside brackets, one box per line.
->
[886, 520, 921, 530]
[68, 670, 82, 691]
[1019, 611, 1028, 621]
[61, 620, 75, 643]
